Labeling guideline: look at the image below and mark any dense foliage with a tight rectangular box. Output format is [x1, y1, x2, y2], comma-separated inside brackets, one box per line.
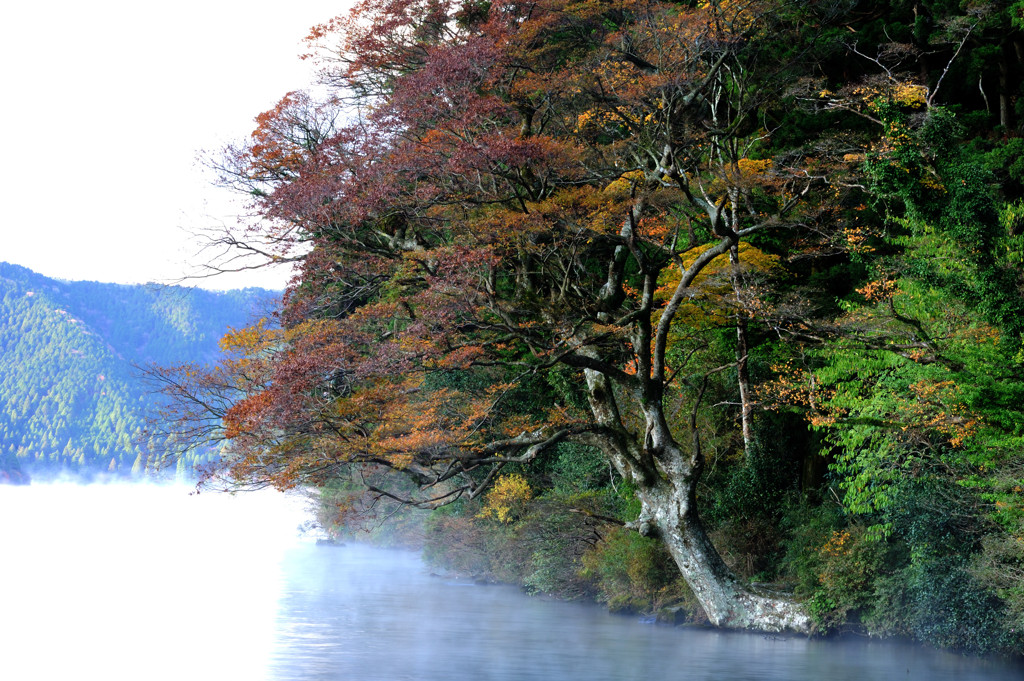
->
[0, 262, 275, 480]
[161, 0, 1024, 652]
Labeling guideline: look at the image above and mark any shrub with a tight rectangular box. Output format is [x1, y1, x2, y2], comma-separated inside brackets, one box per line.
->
[871, 555, 1013, 654]
[423, 510, 511, 579]
[579, 527, 695, 617]
[517, 492, 612, 599]
[423, 489, 619, 597]
[778, 500, 883, 631]
[969, 527, 1024, 656]
[807, 526, 885, 630]
[703, 414, 806, 579]
[477, 473, 532, 523]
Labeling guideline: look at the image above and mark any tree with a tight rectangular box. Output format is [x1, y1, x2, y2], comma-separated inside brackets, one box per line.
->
[161, 0, 905, 633]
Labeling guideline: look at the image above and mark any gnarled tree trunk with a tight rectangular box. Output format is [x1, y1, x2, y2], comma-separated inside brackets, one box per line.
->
[636, 481, 810, 632]
[580, 352, 811, 634]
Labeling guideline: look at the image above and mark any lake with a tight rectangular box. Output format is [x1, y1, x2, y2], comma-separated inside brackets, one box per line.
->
[1, 484, 1021, 680]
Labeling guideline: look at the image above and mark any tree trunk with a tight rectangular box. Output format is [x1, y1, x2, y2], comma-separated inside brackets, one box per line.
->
[636, 482, 812, 633]
[581, 375, 811, 634]
[580, 214, 811, 634]
[999, 53, 1012, 130]
[729, 245, 753, 458]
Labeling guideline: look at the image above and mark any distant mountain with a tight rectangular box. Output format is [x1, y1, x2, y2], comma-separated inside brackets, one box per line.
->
[0, 262, 278, 482]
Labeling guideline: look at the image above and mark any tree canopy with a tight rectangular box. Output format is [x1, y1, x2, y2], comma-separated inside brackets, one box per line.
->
[160, 0, 1024, 646]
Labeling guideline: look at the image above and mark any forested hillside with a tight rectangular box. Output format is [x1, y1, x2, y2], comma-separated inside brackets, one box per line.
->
[0, 262, 275, 481]
[156, 0, 1024, 653]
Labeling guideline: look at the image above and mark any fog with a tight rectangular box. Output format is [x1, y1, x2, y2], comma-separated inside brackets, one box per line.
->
[0, 483, 305, 681]
[1, 484, 1021, 681]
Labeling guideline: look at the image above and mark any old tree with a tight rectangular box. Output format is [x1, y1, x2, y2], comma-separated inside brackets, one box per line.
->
[159, 0, 985, 633]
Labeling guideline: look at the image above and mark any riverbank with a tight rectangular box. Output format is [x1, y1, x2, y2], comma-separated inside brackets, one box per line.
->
[295, 542, 1024, 680]
[316, 485, 1024, 660]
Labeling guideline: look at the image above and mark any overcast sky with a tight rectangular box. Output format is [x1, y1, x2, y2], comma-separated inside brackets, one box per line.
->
[0, 1, 348, 290]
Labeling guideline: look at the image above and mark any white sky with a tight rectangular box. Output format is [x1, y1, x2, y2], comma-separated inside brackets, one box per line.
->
[0, 1, 349, 290]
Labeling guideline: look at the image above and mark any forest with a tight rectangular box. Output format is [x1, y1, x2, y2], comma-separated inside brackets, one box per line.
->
[0, 262, 274, 481]
[156, 0, 1024, 654]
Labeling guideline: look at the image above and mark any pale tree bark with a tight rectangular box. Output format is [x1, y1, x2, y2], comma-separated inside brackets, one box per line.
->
[579, 359, 811, 633]
[638, 482, 811, 631]
[572, 211, 811, 633]
[730, 244, 754, 458]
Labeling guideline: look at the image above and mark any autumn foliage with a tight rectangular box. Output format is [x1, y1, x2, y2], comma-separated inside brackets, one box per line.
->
[154, 0, 1024, 644]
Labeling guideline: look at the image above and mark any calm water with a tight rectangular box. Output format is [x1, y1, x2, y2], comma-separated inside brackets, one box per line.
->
[1, 484, 1021, 681]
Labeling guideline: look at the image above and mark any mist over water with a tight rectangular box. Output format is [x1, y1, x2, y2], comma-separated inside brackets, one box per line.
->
[272, 546, 1024, 681]
[2, 484, 1021, 681]
[0, 483, 303, 681]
